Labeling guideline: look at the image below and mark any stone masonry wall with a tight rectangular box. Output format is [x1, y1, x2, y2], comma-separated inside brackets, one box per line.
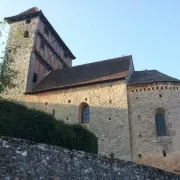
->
[127, 82, 180, 161]
[3, 17, 38, 100]
[24, 80, 132, 160]
[0, 137, 179, 180]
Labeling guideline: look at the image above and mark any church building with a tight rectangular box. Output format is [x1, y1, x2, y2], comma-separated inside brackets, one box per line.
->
[3, 7, 180, 161]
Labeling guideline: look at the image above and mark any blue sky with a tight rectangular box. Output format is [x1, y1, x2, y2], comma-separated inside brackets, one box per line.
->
[0, 0, 180, 78]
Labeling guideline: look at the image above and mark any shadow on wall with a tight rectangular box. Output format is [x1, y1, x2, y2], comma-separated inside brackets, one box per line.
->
[136, 152, 180, 174]
[23, 101, 131, 160]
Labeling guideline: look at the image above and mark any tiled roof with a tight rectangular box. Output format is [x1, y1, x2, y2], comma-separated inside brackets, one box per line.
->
[128, 70, 180, 85]
[29, 55, 132, 93]
[4, 7, 75, 60]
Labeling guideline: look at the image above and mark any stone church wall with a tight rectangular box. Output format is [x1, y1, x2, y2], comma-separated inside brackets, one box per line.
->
[24, 80, 132, 160]
[127, 82, 180, 161]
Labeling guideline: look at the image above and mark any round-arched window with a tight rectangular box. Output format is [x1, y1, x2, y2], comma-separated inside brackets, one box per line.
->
[155, 109, 167, 136]
[79, 103, 90, 124]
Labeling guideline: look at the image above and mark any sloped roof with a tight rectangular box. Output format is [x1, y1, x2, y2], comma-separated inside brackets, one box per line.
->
[4, 7, 75, 60]
[4, 7, 41, 23]
[128, 70, 180, 85]
[28, 55, 132, 94]
[18, 7, 39, 16]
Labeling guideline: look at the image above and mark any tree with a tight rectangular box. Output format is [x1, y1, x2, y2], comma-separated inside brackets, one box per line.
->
[0, 21, 18, 94]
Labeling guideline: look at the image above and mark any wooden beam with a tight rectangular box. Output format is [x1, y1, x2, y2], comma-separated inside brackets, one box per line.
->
[37, 30, 68, 68]
[33, 48, 53, 71]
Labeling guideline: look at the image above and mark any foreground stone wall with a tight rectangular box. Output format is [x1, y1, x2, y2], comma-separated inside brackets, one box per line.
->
[0, 137, 179, 180]
[24, 80, 131, 160]
[127, 82, 180, 161]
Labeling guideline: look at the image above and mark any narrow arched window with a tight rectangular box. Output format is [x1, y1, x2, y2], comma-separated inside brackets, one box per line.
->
[79, 103, 90, 124]
[155, 110, 167, 136]
[24, 31, 29, 38]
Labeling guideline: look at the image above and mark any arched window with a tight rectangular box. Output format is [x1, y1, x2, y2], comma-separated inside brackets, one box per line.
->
[79, 103, 90, 124]
[155, 109, 167, 136]
[24, 31, 29, 38]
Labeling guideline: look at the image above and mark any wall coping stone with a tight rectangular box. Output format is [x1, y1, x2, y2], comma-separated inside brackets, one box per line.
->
[0, 136, 179, 180]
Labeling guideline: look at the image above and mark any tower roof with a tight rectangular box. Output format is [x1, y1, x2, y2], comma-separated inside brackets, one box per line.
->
[18, 7, 39, 16]
[4, 7, 76, 60]
[27, 55, 133, 94]
[4, 7, 41, 23]
[128, 70, 180, 85]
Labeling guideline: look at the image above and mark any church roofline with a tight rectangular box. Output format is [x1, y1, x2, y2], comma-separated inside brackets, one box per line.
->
[26, 55, 132, 94]
[128, 70, 180, 86]
[4, 7, 76, 60]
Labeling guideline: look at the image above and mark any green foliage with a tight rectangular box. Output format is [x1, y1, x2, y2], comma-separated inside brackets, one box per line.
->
[0, 47, 18, 92]
[0, 99, 98, 154]
[14, 28, 23, 41]
[0, 21, 18, 94]
[0, 21, 6, 37]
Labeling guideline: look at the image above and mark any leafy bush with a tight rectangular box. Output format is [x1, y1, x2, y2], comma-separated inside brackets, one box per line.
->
[0, 99, 98, 154]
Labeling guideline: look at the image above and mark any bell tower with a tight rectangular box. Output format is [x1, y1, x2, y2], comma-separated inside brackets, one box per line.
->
[3, 7, 75, 102]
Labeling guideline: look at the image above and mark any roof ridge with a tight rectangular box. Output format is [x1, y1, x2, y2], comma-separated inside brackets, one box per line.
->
[53, 55, 132, 72]
[18, 7, 40, 16]
[134, 70, 179, 79]
[134, 70, 157, 72]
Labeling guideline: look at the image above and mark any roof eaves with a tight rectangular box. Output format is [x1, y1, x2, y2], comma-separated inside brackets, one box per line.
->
[128, 80, 180, 86]
[4, 11, 41, 23]
[25, 76, 127, 95]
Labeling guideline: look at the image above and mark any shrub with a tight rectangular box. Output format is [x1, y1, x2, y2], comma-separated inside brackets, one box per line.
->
[0, 99, 98, 154]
